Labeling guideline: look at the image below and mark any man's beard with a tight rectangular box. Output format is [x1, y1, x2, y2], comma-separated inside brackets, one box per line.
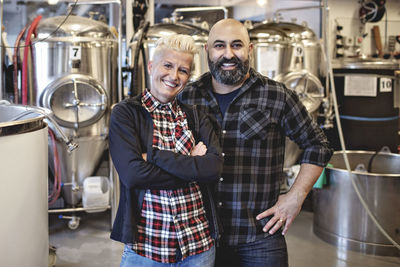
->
[208, 56, 250, 85]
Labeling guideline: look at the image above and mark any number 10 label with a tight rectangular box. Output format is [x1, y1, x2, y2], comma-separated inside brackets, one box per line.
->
[380, 78, 392, 93]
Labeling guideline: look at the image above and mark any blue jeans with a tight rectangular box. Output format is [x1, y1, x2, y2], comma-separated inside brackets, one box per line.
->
[215, 234, 288, 267]
[120, 244, 215, 267]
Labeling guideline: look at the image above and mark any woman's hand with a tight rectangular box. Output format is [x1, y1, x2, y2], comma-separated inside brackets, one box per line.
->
[191, 141, 207, 156]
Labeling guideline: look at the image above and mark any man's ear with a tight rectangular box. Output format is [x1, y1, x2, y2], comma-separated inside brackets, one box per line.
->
[205, 44, 208, 52]
[249, 42, 254, 54]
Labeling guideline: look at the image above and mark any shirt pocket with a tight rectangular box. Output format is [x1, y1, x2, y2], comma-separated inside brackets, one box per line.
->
[239, 105, 273, 140]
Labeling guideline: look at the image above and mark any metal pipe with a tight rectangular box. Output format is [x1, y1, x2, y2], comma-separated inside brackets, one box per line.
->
[172, 6, 228, 19]
[64, 0, 120, 4]
[9, 107, 78, 152]
[274, 4, 323, 21]
[0, 0, 3, 100]
[48, 205, 111, 213]
[118, 1, 122, 101]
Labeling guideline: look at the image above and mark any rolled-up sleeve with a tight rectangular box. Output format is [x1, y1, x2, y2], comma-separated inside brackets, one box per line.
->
[281, 89, 333, 167]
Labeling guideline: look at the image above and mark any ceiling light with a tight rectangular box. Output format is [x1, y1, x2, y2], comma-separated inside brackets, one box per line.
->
[48, 0, 59, 5]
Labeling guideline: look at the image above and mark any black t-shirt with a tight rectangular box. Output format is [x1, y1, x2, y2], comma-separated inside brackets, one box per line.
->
[213, 88, 240, 115]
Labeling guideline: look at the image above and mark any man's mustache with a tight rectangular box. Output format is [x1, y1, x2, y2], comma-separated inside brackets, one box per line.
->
[216, 57, 241, 68]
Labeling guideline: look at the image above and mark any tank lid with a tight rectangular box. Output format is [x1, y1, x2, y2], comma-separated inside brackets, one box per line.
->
[252, 21, 317, 42]
[0, 105, 46, 136]
[36, 15, 114, 39]
[333, 58, 399, 70]
[248, 26, 288, 43]
[144, 23, 208, 41]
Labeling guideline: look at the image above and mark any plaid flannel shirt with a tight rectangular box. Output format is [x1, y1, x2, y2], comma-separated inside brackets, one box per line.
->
[131, 91, 213, 263]
[179, 69, 333, 245]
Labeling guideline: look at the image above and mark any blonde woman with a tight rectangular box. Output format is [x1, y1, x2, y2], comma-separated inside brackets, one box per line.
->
[109, 34, 223, 267]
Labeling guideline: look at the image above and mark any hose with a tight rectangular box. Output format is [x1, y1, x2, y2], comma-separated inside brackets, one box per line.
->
[130, 21, 149, 97]
[320, 37, 400, 250]
[12, 25, 28, 104]
[21, 15, 42, 105]
[48, 128, 62, 206]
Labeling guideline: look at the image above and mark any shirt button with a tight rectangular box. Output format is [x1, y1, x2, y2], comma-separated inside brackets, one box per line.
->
[222, 130, 227, 134]
[219, 177, 224, 182]
[218, 202, 223, 207]
[222, 152, 225, 157]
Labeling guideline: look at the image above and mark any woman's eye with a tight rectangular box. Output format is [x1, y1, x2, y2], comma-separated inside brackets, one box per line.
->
[179, 69, 189, 75]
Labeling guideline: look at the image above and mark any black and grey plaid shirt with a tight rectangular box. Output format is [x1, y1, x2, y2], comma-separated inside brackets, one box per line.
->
[178, 69, 333, 245]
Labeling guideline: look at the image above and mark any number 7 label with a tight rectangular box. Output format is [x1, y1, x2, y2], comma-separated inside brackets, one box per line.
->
[70, 46, 81, 60]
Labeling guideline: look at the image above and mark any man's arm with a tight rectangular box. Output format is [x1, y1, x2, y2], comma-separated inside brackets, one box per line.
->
[257, 86, 332, 235]
[256, 163, 323, 235]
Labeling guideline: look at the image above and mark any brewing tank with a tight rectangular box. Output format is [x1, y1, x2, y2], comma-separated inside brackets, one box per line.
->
[249, 21, 322, 79]
[33, 15, 118, 205]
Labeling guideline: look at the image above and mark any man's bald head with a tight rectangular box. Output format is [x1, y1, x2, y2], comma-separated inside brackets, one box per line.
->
[208, 19, 251, 47]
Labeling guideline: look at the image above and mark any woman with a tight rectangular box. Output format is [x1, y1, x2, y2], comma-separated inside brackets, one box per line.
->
[109, 34, 223, 267]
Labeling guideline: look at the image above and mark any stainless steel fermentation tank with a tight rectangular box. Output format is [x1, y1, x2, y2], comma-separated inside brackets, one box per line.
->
[313, 151, 400, 256]
[33, 15, 118, 206]
[249, 21, 325, 168]
[129, 22, 209, 95]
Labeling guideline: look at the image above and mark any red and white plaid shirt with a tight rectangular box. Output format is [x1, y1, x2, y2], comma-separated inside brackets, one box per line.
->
[131, 90, 213, 263]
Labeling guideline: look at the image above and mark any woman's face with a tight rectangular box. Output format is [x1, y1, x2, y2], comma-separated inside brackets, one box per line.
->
[148, 48, 193, 103]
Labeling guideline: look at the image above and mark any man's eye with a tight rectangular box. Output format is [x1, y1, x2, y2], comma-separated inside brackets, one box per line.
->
[164, 63, 172, 68]
[232, 43, 243, 49]
[214, 44, 224, 48]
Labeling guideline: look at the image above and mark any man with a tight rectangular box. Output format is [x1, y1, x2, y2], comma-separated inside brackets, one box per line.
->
[178, 19, 333, 267]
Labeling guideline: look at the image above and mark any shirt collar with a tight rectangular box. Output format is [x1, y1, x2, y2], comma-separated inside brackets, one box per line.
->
[142, 89, 178, 115]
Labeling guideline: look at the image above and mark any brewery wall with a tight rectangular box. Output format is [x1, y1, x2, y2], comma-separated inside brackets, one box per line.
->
[327, 0, 400, 58]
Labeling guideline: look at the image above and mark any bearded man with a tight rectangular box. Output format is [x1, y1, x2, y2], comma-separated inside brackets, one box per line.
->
[178, 19, 333, 267]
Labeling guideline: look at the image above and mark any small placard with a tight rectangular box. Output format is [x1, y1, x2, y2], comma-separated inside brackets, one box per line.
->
[344, 75, 377, 97]
[70, 46, 81, 60]
[294, 45, 304, 57]
[379, 78, 392, 92]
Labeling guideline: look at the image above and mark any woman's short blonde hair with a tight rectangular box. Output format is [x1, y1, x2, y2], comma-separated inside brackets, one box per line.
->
[152, 34, 197, 62]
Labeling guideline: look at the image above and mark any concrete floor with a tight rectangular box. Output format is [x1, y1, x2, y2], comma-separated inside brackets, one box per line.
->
[49, 210, 400, 267]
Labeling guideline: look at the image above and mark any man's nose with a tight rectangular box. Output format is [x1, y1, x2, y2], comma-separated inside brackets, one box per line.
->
[224, 46, 234, 59]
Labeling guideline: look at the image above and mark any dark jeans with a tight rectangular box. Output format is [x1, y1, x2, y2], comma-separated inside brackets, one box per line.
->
[215, 234, 288, 267]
